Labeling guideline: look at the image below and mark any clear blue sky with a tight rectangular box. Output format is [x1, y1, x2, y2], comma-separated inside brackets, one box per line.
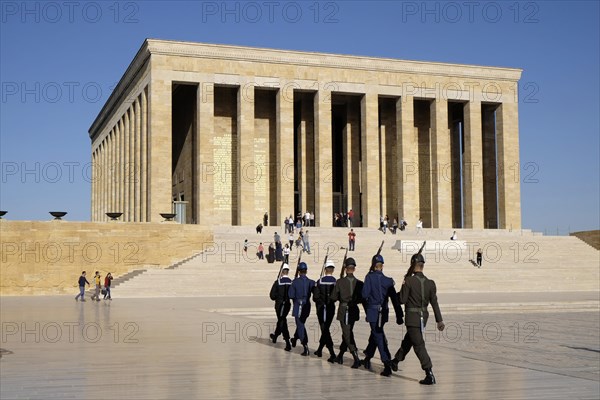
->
[1, 1, 598, 234]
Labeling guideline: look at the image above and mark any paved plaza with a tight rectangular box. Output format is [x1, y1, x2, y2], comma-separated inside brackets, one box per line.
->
[1, 293, 599, 399]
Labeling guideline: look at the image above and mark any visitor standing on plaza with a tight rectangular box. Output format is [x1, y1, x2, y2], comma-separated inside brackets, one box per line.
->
[390, 253, 445, 385]
[476, 248, 483, 267]
[91, 271, 102, 301]
[269, 263, 292, 351]
[416, 218, 423, 234]
[257, 242, 264, 260]
[361, 255, 403, 376]
[330, 257, 364, 368]
[289, 262, 315, 356]
[348, 228, 356, 251]
[348, 209, 354, 227]
[303, 229, 311, 254]
[256, 223, 263, 234]
[103, 273, 113, 300]
[263, 212, 268, 227]
[75, 271, 90, 302]
[283, 244, 290, 263]
[313, 260, 337, 362]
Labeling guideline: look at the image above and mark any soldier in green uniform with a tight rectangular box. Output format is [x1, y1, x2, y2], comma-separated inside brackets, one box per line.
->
[390, 253, 445, 385]
[330, 257, 364, 368]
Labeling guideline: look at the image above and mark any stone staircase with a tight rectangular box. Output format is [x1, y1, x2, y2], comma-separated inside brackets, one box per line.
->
[114, 225, 600, 301]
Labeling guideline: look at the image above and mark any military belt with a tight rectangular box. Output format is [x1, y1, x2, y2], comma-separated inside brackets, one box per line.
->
[407, 307, 426, 313]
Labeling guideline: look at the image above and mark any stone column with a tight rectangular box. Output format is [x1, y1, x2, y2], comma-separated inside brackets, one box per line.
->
[134, 98, 141, 222]
[238, 80, 255, 225]
[123, 110, 130, 221]
[463, 101, 484, 229]
[361, 93, 380, 227]
[431, 98, 452, 228]
[91, 150, 95, 221]
[196, 80, 214, 225]
[128, 105, 135, 221]
[101, 141, 106, 220]
[397, 96, 419, 223]
[277, 84, 294, 225]
[109, 130, 114, 214]
[299, 100, 308, 214]
[140, 88, 148, 222]
[314, 90, 332, 227]
[148, 79, 172, 222]
[496, 101, 521, 229]
[118, 120, 124, 218]
[380, 124, 387, 217]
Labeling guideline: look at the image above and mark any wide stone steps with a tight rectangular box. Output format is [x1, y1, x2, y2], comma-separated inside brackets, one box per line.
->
[114, 226, 600, 299]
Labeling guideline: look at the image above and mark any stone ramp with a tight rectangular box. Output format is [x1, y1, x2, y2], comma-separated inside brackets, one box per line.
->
[114, 226, 600, 303]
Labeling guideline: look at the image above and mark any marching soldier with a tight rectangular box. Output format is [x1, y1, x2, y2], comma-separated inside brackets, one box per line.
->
[330, 257, 364, 368]
[269, 263, 292, 351]
[390, 253, 445, 385]
[361, 254, 403, 376]
[313, 260, 337, 362]
[289, 262, 315, 356]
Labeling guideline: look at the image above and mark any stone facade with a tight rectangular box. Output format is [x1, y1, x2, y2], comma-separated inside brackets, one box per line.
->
[89, 39, 522, 229]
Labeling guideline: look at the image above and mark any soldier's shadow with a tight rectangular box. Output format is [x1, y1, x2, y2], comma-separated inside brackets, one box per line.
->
[251, 337, 418, 381]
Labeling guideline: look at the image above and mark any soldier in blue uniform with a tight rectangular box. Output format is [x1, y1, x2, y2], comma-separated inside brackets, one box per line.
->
[289, 262, 315, 356]
[313, 260, 337, 362]
[269, 263, 292, 351]
[361, 254, 403, 376]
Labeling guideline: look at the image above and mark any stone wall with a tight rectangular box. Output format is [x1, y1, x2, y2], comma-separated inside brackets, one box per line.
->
[0, 220, 212, 295]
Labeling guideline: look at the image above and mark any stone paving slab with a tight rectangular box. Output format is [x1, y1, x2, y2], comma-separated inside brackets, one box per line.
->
[1, 296, 599, 399]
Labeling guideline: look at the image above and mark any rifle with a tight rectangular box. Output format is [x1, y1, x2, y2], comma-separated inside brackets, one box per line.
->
[339, 247, 348, 278]
[319, 248, 330, 280]
[276, 260, 286, 280]
[293, 249, 303, 279]
[369, 240, 385, 272]
[405, 240, 426, 278]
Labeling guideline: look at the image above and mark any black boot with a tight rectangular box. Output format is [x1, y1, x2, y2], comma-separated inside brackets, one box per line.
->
[301, 344, 309, 356]
[270, 333, 277, 344]
[390, 358, 399, 372]
[335, 351, 345, 364]
[291, 336, 297, 348]
[363, 356, 371, 370]
[327, 346, 337, 363]
[284, 339, 291, 352]
[419, 368, 436, 385]
[314, 344, 323, 357]
[350, 351, 361, 369]
[380, 361, 392, 377]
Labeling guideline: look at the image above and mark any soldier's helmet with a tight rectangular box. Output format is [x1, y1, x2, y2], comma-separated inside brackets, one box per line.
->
[345, 257, 357, 267]
[372, 254, 384, 266]
[411, 253, 426, 264]
[325, 260, 335, 269]
[298, 262, 308, 271]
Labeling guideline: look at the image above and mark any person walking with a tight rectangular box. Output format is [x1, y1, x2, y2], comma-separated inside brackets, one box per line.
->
[283, 244, 290, 263]
[361, 255, 403, 376]
[269, 263, 292, 351]
[390, 253, 445, 385]
[416, 218, 423, 234]
[476, 248, 483, 268]
[75, 271, 90, 302]
[91, 271, 102, 301]
[289, 262, 315, 356]
[103, 272, 113, 300]
[313, 260, 337, 363]
[330, 257, 364, 368]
